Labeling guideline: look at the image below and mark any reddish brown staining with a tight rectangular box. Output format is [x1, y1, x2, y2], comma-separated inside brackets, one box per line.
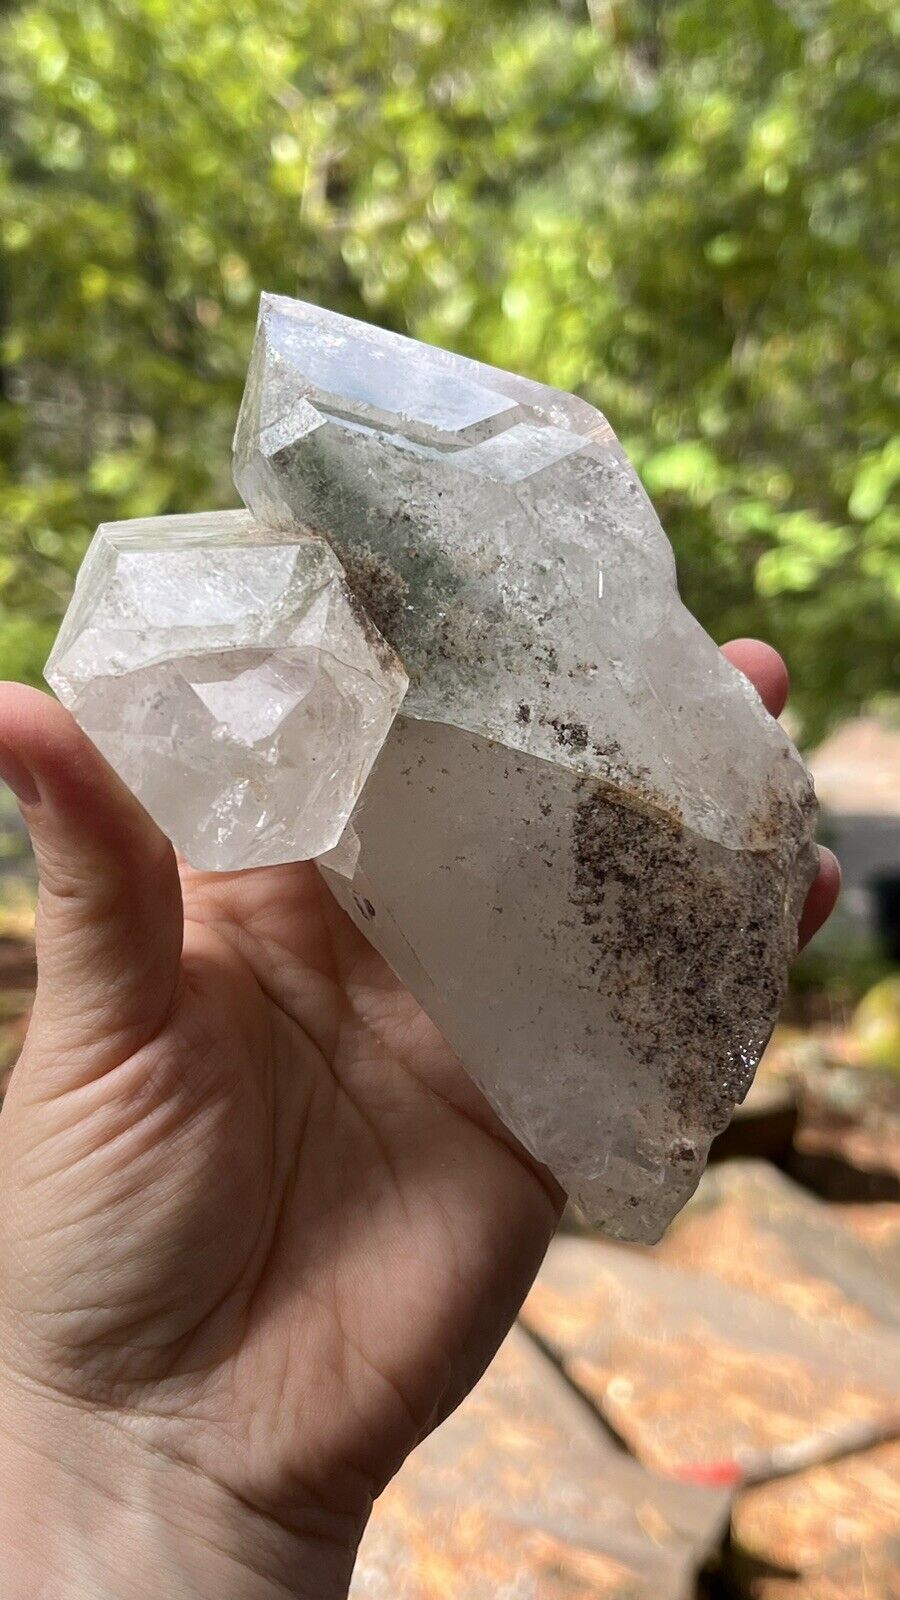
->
[341, 547, 410, 647]
[570, 775, 788, 1124]
[592, 735, 624, 765]
[549, 717, 589, 752]
[344, 536, 567, 704]
[333, 520, 593, 732]
[743, 770, 818, 877]
[431, 599, 498, 673]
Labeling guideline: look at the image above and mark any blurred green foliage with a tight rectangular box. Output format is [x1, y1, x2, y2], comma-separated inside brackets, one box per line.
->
[0, 0, 897, 742]
[852, 972, 900, 1069]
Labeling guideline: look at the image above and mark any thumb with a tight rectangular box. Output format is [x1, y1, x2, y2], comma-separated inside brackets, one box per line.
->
[0, 684, 183, 1084]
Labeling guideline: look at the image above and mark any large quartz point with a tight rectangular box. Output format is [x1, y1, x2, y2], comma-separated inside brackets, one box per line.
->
[45, 510, 408, 871]
[234, 294, 818, 1241]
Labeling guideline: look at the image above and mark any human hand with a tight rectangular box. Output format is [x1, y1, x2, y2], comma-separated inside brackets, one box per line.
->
[0, 640, 838, 1599]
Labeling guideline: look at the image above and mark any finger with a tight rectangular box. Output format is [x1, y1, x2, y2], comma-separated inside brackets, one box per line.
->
[798, 846, 841, 951]
[719, 644, 840, 947]
[0, 684, 183, 1080]
[721, 638, 790, 719]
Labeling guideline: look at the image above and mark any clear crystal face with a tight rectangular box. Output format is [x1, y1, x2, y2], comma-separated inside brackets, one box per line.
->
[232, 296, 819, 1241]
[45, 511, 408, 871]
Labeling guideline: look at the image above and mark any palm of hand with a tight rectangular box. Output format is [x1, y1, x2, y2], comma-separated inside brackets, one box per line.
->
[0, 645, 836, 1561]
[0, 854, 559, 1524]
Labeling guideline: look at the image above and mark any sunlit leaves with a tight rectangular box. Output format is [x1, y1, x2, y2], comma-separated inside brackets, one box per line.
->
[0, 0, 897, 738]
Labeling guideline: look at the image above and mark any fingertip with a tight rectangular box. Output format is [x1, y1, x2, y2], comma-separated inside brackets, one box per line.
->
[0, 682, 93, 796]
[721, 638, 790, 720]
[0, 680, 171, 865]
[0, 680, 61, 754]
[0, 683, 77, 808]
[0, 681, 184, 1075]
[798, 846, 841, 951]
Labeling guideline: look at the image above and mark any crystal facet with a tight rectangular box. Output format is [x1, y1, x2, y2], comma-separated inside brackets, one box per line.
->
[45, 509, 408, 871]
[232, 294, 819, 1241]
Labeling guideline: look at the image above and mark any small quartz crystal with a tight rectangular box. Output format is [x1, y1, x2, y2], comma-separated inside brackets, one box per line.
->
[45, 510, 407, 871]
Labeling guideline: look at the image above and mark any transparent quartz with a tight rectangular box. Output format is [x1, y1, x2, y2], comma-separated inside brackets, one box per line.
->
[45, 509, 408, 872]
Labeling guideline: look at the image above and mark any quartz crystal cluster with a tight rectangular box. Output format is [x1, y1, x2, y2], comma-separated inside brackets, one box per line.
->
[46, 293, 819, 1240]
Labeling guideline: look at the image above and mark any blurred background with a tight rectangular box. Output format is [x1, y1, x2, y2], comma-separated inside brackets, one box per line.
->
[0, 0, 898, 1594]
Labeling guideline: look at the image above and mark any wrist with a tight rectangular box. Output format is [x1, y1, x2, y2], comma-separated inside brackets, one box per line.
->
[0, 1380, 362, 1600]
